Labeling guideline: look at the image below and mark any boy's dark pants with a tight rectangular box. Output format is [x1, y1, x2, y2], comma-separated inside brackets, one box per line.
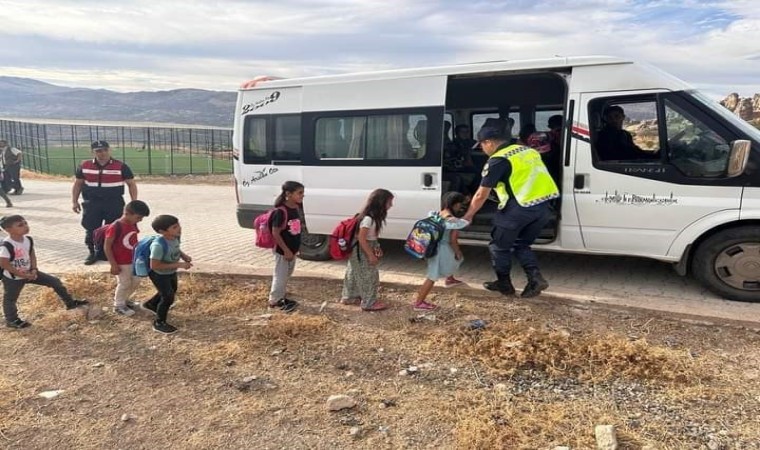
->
[146, 271, 177, 322]
[2, 272, 75, 323]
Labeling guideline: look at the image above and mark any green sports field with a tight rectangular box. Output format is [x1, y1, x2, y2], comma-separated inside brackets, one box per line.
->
[27, 146, 233, 175]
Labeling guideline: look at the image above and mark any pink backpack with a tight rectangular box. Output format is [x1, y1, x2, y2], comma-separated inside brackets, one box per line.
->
[254, 206, 287, 249]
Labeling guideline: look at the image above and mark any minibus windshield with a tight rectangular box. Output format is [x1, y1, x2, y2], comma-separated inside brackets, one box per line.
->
[689, 90, 760, 144]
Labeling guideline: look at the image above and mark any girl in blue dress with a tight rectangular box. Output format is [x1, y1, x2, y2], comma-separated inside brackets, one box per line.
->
[413, 192, 470, 311]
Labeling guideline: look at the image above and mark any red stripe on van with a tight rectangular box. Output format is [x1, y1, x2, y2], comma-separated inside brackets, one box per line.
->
[572, 125, 590, 137]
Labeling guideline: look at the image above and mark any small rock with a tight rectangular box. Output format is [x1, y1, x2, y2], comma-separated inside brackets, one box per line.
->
[67, 323, 79, 331]
[377, 348, 384, 353]
[407, 366, 419, 373]
[38, 390, 64, 399]
[225, 360, 236, 367]
[319, 301, 328, 313]
[271, 350, 283, 356]
[594, 425, 618, 450]
[86, 306, 105, 320]
[242, 376, 257, 383]
[327, 394, 357, 411]
[120, 413, 135, 422]
[455, 303, 462, 308]
[148, 345, 157, 351]
[380, 399, 396, 408]
[398, 369, 409, 376]
[449, 367, 458, 374]
[344, 371, 354, 378]
[349, 426, 361, 437]
[378, 426, 389, 434]
[92, 362, 105, 368]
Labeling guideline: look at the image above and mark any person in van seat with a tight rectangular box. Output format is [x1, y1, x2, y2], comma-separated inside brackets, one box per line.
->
[463, 126, 559, 299]
[596, 105, 658, 161]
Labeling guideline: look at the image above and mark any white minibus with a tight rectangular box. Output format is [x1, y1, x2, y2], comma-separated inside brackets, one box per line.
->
[232, 56, 759, 302]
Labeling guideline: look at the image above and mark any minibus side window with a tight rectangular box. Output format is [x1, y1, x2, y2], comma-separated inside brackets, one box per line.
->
[664, 99, 731, 178]
[243, 116, 267, 164]
[314, 112, 430, 160]
[273, 115, 301, 161]
[591, 99, 661, 162]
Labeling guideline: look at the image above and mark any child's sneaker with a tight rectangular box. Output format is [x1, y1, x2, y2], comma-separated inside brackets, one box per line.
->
[413, 301, 438, 311]
[114, 305, 136, 316]
[153, 321, 178, 334]
[269, 298, 298, 313]
[65, 299, 89, 310]
[6, 318, 30, 329]
[444, 276, 465, 288]
[362, 301, 388, 312]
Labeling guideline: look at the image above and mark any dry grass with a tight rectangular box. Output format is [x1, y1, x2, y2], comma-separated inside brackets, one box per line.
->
[429, 321, 700, 383]
[0, 273, 757, 449]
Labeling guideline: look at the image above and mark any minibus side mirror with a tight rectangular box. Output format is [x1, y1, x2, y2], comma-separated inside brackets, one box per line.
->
[727, 140, 751, 178]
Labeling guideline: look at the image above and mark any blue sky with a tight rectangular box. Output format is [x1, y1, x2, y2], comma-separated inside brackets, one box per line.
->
[0, 0, 758, 97]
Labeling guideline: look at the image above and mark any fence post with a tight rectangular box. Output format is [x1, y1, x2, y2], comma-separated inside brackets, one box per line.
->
[146, 128, 152, 175]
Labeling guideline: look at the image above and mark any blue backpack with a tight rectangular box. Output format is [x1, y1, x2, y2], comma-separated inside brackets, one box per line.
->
[132, 235, 169, 277]
[404, 214, 447, 259]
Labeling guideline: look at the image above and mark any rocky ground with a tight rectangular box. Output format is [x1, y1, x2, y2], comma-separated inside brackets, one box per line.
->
[1, 273, 758, 449]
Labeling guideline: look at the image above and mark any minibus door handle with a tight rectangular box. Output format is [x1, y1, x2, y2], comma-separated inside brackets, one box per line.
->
[574, 174, 586, 190]
[423, 173, 434, 187]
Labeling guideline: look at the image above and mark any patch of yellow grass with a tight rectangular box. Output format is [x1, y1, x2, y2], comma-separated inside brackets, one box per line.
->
[429, 321, 700, 383]
[451, 392, 652, 450]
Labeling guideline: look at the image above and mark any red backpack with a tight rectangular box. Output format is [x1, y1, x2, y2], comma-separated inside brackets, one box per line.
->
[329, 215, 361, 260]
[253, 207, 287, 249]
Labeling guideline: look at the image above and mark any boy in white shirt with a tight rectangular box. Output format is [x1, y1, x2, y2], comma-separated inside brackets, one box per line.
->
[0, 215, 88, 329]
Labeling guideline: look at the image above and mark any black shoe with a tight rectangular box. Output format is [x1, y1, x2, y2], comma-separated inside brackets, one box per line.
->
[11, 187, 23, 195]
[83, 253, 98, 265]
[6, 318, 30, 329]
[153, 320, 178, 334]
[521, 274, 549, 298]
[269, 298, 298, 313]
[5, 202, 11, 208]
[483, 280, 516, 296]
[142, 301, 158, 315]
[65, 299, 89, 310]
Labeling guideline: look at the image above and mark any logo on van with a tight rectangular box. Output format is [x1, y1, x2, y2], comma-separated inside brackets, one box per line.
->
[241, 166, 279, 187]
[597, 191, 678, 206]
[241, 91, 281, 115]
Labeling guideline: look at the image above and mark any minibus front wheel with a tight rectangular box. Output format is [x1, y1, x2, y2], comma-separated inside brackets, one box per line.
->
[692, 226, 760, 303]
[299, 232, 331, 261]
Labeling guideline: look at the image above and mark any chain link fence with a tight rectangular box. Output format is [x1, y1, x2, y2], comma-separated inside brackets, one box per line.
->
[0, 118, 233, 175]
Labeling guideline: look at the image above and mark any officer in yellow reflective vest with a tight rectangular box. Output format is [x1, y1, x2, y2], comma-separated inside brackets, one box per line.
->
[463, 126, 559, 298]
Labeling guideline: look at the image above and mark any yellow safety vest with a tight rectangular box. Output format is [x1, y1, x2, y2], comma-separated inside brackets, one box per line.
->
[486, 144, 559, 209]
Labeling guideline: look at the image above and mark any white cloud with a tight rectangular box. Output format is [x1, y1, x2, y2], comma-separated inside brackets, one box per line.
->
[0, 0, 758, 96]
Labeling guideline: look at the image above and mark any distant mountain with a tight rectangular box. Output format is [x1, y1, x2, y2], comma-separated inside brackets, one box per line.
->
[0, 77, 236, 127]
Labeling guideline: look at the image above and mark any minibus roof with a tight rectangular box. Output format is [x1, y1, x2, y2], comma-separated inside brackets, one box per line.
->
[239, 56, 633, 90]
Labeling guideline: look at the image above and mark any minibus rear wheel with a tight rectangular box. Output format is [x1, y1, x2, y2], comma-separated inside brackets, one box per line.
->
[692, 226, 760, 303]
[299, 233, 331, 261]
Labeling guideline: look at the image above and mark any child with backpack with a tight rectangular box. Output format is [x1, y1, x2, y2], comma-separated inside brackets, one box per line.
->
[267, 181, 304, 312]
[0, 215, 88, 329]
[141, 215, 193, 334]
[103, 200, 150, 316]
[412, 192, 470, 311]
[340, 189, 394, 311]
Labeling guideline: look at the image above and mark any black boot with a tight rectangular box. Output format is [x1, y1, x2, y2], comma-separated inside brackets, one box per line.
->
[521, 269, 549, 298]
[84, 246, 97, 265]
[483, 273, 516, 296]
